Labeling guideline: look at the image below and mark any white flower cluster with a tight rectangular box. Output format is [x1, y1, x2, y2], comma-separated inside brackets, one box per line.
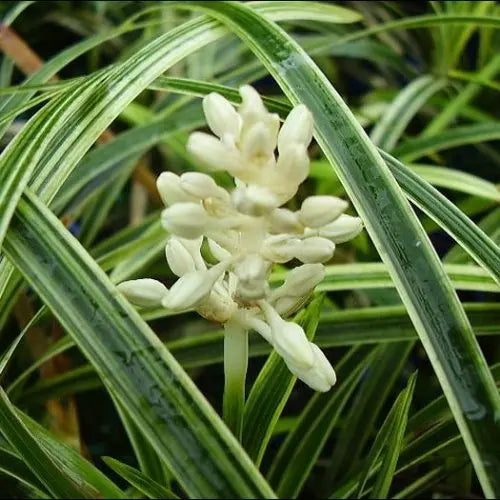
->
[117, 86, 363, 392]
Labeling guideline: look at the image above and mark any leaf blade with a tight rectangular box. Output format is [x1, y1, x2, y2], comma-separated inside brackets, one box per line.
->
[183, 3, 500, 496]
[3, 190, 275, 499]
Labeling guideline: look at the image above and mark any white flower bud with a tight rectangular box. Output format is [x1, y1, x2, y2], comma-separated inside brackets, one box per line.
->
[180, 172, 229, 201]
[259, 301, 314, 370]
[207, 238, 232, 262]
[261, 234, 301, 263]
[275, 263, 325, 298]
[203, 93, 241, 144]
[236, 279, 269, 302]
[156, 172, 196, 207]
[231, 184, 279, 216]
[264, 113, 280, 149]
[233, 254, 269, 283]
[286, 343, 336, 392]
[186, 132, 242, 172]
[233, 254, 270, 301]
[197, 287, 237, 323]
[273, 295, 304, 317]
[117, 279, 168, 307]
[275, 144, 310, 197]
[271, 264, 324, 316]
[293, 237, 335, 264]
[317, 214, 363, 243]
[268, 208, 303, 234]
[162, 261, 228, 311]
[173, 236, 206, 269]
[239, 84, 267, 118]
[165, 237, 196, 277]
[278, 104, 313, 154]
[241, 122, 275, 159]
[299, 196, 348, 228]
[161, 202, 210, 239]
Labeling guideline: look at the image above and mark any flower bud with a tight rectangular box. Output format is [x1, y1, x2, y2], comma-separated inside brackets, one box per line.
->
[180, 172, 229, 201]
[241, 122, 275, 159]
[317, 214, 363, 243]
[275, 144, 310, 196]
[233, 254, 269, 283]
[268, 208, 303, 234]
[239, 84, 267, 118]
[278, 104, 313, 154]
[259, 301, 314, 369]
[262, 234, 301, 263]
[117, 279, 168, 307]
[286, 343, 336, 392]
[161, 202, 210, 239]
[275, 263, 325, 298]
[157, 172, 196, 207]
[299, 196, 348, 228]
[232, 184, 279, 216]
[197, 287, 237, 323]
[207, 238, 232, 262]
[174, 236, 206, 269]
[165, 237, 196, 277]
[203, 93, 241, 144]
[271, 264, 324, 316]
[273, 295, 305, 317]
[186, 132, 241, 172]
[162, 261, 227, 311]
[293, 237, 335, 264]
[233, 254, 270, 301]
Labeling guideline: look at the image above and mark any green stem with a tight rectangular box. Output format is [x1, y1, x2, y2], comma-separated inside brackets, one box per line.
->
[223, 322, 248, 441]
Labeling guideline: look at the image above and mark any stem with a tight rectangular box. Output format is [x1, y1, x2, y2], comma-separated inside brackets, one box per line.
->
[223, 322, 248, 441]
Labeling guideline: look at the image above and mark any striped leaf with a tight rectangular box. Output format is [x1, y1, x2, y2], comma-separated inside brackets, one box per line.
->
[180, 3, 500, 495]
[3, 190, 274, 498]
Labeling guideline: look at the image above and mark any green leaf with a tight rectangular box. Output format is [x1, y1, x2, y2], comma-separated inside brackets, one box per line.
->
[313, 262, 498, 293]
[7, 334, 73, 398]
[249, 1, 362, 23]
[355, 373, 417, 498]
[392, 122, 500, 162]
[0, 15, 231, 251]
[242, 294, 323, 465]
[52, 100, 204, 215]
[409, 164, 500, 202]
[321, 342, 414, 493]
[370, 75, 447, 151]
[0, 387, 94, 498]
[445, 207, 500, 264]
[175, 3, 500, 496]
[0, 308, 47, 380]
[423, 53, 500, 136]
[331, 364, 500, 498]
[312, 159, 500, 200]
[382, 152, 500, 285]
[102, 456, 178, 499]
[15, 365, 101, 407]
[267, 346, 376, 497]
[3, 190, 275, 499]
[111, 395, 169, 486]
[391, 466, 454, 499]
[18, 410, 125, 499]
[0, 442, 47, 495]
[14, 302, 498, 407]
[370, 373, 417, 498]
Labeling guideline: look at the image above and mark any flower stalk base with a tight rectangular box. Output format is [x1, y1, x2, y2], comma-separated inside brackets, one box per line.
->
[223, 322, 248, 440]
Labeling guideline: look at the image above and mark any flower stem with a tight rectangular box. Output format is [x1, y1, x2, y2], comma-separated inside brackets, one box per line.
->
[223, 322, 248, 441]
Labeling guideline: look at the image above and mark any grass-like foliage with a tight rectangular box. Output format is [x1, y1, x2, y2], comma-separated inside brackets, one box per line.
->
[0, 1, 498, 498]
